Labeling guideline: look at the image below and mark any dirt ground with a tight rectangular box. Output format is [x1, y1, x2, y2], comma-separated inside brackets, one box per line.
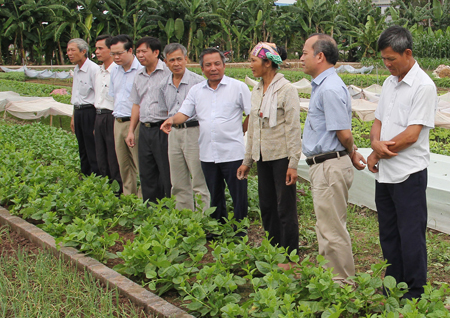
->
[0, 224, 147, 317]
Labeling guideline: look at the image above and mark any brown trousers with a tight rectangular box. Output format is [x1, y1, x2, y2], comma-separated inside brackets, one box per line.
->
[114, 120, 141, 196]
[309, 155, 355, 280]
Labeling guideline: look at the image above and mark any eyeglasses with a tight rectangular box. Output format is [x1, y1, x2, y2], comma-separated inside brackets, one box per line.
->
[110, 51, 127, 57]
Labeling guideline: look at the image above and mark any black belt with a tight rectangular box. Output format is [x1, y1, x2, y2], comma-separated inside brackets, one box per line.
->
[142, 121, 164, 128]
[74, 104, 94, 110]
[96, 108, 113, 115]
[173, 121, 199, 129]
[115, 117, 130, 123]
[306, 150, 349, 166]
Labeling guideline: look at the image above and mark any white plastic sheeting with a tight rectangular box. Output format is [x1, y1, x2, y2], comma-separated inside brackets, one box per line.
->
[0, 91, 73, 119]
[297, 148, 450, 235]
[336, 65, 374, 74]
[0, 66, 25, 72]
[245, 76, 313, 94]
[0, 65, 72, 79]
[24, 67, 71, 79]
[247, 77, 450, 129]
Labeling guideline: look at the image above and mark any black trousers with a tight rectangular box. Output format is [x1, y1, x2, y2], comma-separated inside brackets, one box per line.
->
[94, 113, 122, 193]
[74, 107, 99, 176]
[257, 158, 299, 254]
[375, 169, 428, 299]
[201, 160, 248, 223]
[138, 124, 171, 203]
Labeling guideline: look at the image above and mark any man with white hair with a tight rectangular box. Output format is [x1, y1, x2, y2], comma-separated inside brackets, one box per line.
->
[68, 38, 100, 175]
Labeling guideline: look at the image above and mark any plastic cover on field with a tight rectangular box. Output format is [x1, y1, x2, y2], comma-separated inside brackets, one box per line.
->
[0, 65, 72, 79]
[0, 91, 73, 119]
[24, 67, 71, 79]
[0, 66, 26, 72]
[297, 148, 450, 235]
[336, 65, 374, 74]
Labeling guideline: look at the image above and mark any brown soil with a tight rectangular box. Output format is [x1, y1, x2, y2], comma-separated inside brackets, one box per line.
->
[25, 78, 72, 87]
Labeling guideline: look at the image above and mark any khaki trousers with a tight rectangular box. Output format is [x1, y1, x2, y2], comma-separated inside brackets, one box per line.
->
[169, 126, 210, 211]
[114, 121, 141, 197]
[309, 155, 355, 280]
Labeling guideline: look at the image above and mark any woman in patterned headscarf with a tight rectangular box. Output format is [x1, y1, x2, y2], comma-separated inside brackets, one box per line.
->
[237, 42, 302, 257]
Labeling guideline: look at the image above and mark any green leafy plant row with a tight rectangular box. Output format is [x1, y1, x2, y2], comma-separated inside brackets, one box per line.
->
[1, 122, 450, 317]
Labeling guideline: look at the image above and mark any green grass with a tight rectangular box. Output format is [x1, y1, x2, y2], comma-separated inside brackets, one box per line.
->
[0, 230, 146, 317]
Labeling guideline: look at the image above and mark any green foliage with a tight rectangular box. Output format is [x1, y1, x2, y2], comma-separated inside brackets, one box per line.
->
[3, 119, 450, 316]
[413, 26, 450, 59]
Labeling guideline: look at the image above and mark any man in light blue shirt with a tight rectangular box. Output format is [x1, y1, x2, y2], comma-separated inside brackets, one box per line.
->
[109, 34, 143, 196]
[301, 33, 365, 281]
[161, 48, 251, 233]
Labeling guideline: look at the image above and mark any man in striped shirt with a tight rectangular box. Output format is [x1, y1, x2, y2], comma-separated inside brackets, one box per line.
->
[159, 43, 210, 211]
[126, 37, 171, 203]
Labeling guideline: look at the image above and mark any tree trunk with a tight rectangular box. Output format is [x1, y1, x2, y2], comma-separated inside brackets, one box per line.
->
[20, 33, 25, 65]
[29, 45, 35, 64]
[0, 38, 3, 65]
[58, 41, 64, 65]
[187, 25, 193, 61]
[228, 30, 233, 62]
[12, 33, 18, 65]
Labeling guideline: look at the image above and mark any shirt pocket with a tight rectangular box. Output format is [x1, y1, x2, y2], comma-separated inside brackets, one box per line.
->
[393, 102, 410, 127]
[218, 102, 238, 119]
[125, 79, 134, 93]
[79, 80, 90, 96]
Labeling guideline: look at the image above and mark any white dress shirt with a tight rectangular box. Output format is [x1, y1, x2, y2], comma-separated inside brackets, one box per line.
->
[178, 75, 251, 163]
[94, 62, 116, 110]
[375, 62, 437, 183]
[71, 59, 99, 106]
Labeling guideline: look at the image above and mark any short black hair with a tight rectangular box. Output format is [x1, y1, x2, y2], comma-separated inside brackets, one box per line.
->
[95, 34, 112, 48]
[309, 33, 339, 65]
[378, 25, 413, 54]
[135, 36, 162, 58]
[199, 48, 225, 67]
[110, 34, 133, 51]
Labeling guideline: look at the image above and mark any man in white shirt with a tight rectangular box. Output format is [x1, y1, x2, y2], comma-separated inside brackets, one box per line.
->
[93, 35, 122, 193]
[161, 48, 251, 231]
[68, 38, 99, 176]
[368, 26, 437, 299]
[109, 34, 143, 196]
[159, 43, 210, 211]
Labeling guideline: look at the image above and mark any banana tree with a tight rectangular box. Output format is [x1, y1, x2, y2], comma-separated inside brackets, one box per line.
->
[159, 18, 175, 44]
[179, 0, 218, 59]
[231, 25, 252, 61]
[174, 18, 185, 42]
[348, 15, 386, 58]
[215, 0, 254, 61]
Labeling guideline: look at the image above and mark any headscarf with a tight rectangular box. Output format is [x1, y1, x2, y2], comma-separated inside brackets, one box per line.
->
[251, 42, 283, 65]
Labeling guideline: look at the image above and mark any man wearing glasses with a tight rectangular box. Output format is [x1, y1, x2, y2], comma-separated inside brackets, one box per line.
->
[109, 35, 144, 196]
